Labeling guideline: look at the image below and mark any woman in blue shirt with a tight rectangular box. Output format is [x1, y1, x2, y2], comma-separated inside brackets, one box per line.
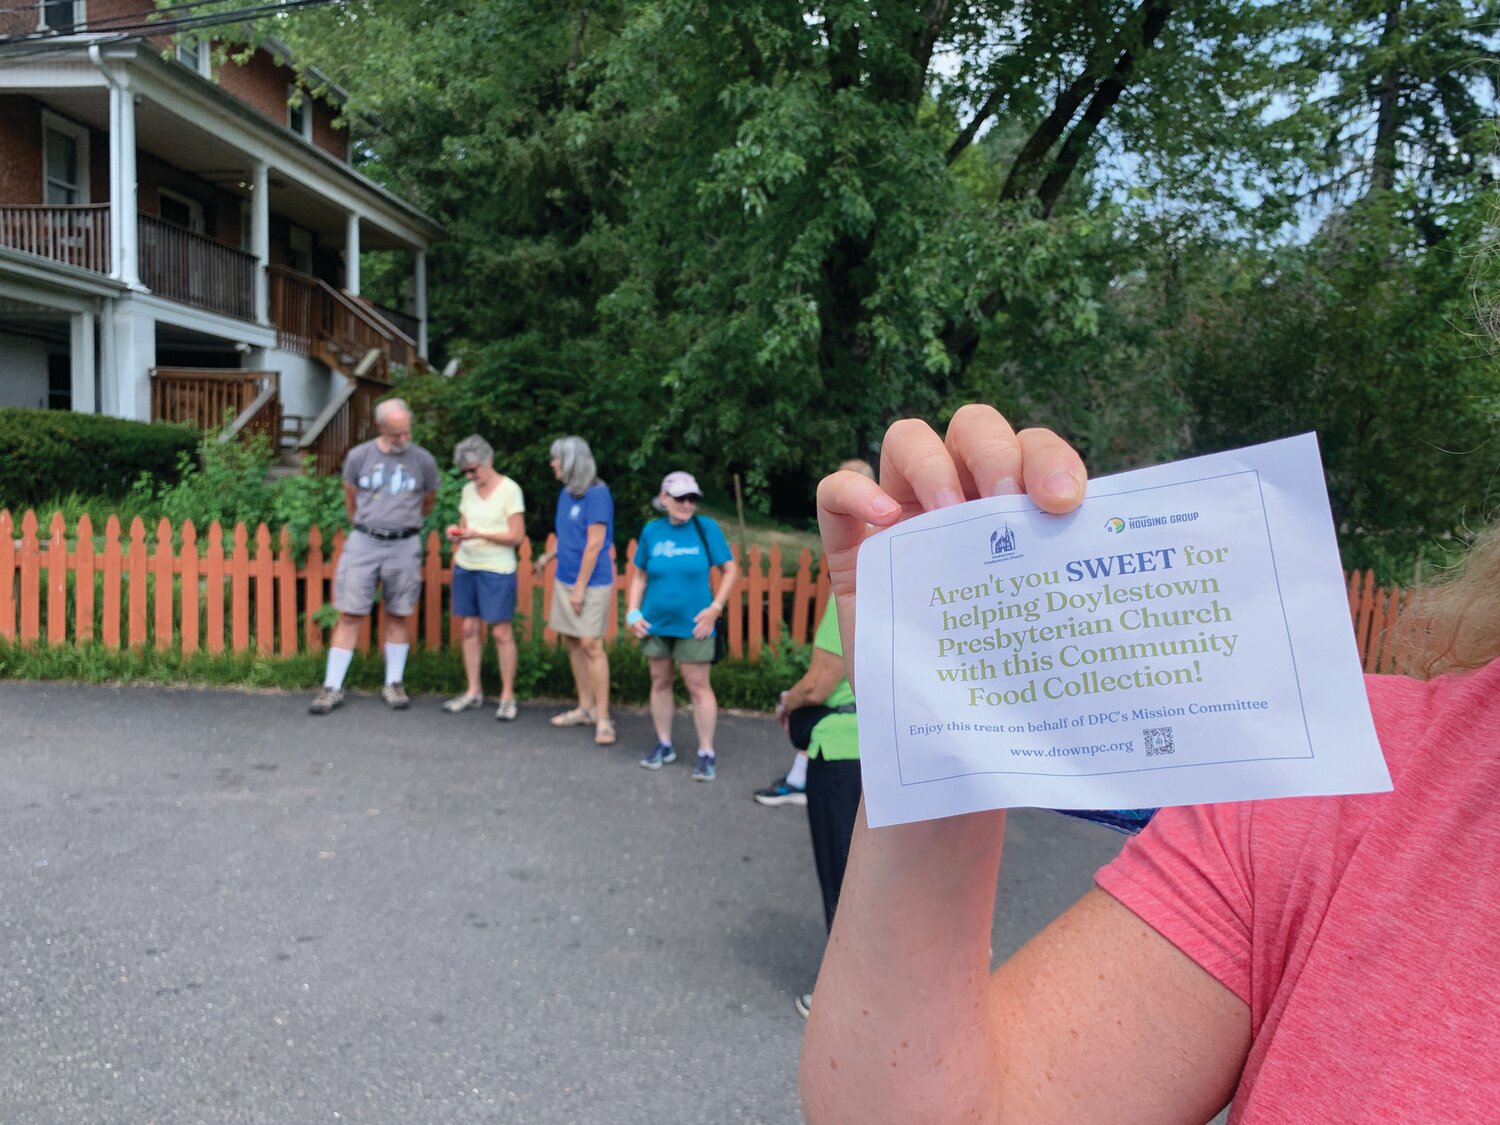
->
[625, 471, 739, 781]
[533, 435, 618, 746]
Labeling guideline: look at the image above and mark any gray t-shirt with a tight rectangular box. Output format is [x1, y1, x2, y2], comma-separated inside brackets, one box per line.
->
[343, 439, 441, 531]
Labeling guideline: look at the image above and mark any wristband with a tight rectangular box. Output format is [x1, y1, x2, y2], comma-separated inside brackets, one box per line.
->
[626, 609, 644, 625]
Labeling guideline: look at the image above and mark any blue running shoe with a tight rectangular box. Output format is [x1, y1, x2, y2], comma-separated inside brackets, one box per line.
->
[640, 742, 677, 770]
[753, 776, 807, 807]
[692, 752, 717, 782]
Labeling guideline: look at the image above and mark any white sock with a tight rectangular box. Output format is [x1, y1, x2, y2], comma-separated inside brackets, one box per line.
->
[786, 752, 808, 789]
[384, 643, 409, 685]
[699, 748, 715, 758]
[323, 647, 353, 691]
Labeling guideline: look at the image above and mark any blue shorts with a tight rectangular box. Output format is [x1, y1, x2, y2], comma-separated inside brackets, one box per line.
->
[451, 566, 518, 624]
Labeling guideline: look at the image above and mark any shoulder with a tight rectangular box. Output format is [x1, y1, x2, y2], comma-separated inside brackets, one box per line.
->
[414, 445, 441, 471]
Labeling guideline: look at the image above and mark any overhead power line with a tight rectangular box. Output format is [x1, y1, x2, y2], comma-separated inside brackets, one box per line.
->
[0, 0, 344, 59]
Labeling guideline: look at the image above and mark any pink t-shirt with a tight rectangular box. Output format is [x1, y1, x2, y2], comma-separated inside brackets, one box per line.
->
[1096, 661, 1500, 1122]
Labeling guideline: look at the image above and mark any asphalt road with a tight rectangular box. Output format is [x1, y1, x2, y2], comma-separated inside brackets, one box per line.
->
[0, 682, 1127, 1124]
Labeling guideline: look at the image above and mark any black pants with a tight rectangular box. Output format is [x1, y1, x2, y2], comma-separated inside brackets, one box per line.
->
[805, 754, 863, 933]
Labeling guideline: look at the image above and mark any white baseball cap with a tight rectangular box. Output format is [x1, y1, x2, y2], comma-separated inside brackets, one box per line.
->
[652, 470, 703, 510]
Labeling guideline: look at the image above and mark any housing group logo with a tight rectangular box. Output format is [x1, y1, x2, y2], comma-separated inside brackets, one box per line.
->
[985, 522, 1021, 565]
[1104, 511, 1201, 534]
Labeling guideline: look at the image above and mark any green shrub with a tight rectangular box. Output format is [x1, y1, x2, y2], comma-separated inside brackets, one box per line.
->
[0, 409, 198, 510]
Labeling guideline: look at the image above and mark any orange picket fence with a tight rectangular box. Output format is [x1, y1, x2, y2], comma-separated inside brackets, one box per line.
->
[0, 510, 832, 661]
[0, 510, 1413, 670]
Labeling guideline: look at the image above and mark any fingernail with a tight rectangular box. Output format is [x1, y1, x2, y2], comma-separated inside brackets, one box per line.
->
[935, 489, 964, 509]
[1042, 472, 1081, 502]
[987, 476, 1022, 497]
[869, 494, 901, 517]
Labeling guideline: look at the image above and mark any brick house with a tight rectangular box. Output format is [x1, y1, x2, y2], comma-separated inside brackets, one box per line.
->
[0, 1, 441, 471]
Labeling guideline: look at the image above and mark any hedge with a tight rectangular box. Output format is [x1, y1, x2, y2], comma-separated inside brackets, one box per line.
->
[0, 409, 199, 508]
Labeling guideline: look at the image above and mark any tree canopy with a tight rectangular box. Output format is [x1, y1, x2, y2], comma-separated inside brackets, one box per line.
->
[248, 0, 1499, 576]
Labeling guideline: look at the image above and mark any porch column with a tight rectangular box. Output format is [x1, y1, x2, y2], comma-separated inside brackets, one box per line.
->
[107, 73, 140, 288]
[251, 160, 270, 325]
[344, 211, 360, 295]
[69, 307, 97, 414]
[414, 249, 428, 359]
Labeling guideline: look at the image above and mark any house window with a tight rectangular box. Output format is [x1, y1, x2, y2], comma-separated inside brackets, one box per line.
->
[38, 0, 82, 33]
[41, 112, 90, 205]
[177, 37, 211, 77]
[287, 86, 312, 141]
[158, 188, 206, 235]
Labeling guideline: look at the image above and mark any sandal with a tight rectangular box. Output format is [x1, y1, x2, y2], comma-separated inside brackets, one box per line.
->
[594, 719, 617, 746]
[550, 706, 595, 728]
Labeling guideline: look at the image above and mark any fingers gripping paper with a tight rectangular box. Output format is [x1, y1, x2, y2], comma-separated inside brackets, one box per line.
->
[853, 435, 1391, 828]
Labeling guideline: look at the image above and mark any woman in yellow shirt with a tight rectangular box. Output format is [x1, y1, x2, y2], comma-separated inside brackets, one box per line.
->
[443, 435, 526, 719]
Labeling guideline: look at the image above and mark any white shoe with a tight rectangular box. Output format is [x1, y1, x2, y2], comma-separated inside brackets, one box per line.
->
[442, 692, 483, 713]
[495, 698, 518, 721]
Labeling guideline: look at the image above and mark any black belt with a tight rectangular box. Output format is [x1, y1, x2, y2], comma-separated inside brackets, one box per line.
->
[355, 524, 420, 541]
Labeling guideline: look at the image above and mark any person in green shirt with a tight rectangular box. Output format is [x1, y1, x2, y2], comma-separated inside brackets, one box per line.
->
[775, 598, 861, 1018]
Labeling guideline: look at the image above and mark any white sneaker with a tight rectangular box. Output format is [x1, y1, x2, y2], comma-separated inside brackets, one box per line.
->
[443, 692, 483, 713]
[495, 698, 518, 721]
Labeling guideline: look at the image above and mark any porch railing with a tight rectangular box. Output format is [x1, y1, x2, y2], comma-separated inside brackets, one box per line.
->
[150, 368, 278, 433]
[139, 213, 257, 321]
[0, 204, 110, 273]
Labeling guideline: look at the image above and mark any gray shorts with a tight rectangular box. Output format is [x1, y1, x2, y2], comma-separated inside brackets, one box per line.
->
[334, 531, 424, 616]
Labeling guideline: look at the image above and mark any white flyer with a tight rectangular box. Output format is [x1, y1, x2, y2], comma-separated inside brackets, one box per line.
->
[854, 434, 1392, 828]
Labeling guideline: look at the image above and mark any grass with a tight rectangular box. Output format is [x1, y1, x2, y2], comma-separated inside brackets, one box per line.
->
[0, 635, 810, 713]
[699, 501, 823, 576]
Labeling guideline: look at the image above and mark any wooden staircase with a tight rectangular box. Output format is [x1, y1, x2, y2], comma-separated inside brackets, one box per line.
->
[268, 265, 429, 475]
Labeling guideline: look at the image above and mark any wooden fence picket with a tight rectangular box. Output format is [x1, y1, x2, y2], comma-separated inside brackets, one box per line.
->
[766, 545, 784, 647]
[205, 522, 225, 655]
[46, 512, 66, 646]
[126, 517, 147, 648]
[790, 548, 813, 643]
[101, 516, 122, 650]
[153, 519, 174, 651]
[423, 531, 442, 649]
[277, 528, 297, 658]
[304, 527, 325, 654]
[18, 510, 39, 644]
[230, 523, 249, 653]
[254, 524, 274, 657]
[180, 521, 198, 656]
[75, 514, 94, 644]
[0, 510, 14, 641]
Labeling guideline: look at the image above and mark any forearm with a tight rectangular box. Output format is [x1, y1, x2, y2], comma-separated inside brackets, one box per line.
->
[709, 564, 738, 610]
[574, 544, 604, 589]
[783, 678, 831, 712]
[801, 805, 1008, 1125]
[626, 573, 646, 614]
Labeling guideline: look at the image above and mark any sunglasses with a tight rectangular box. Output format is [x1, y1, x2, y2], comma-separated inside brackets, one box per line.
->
[461, 466, 480, 477]
[667, 493, 701, 504]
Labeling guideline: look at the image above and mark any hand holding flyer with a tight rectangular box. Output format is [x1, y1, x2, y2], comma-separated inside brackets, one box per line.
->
[853, 433, 1391, 828]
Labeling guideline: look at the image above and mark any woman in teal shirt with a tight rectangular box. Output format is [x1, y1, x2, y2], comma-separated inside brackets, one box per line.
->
[625, 471, 739, 781]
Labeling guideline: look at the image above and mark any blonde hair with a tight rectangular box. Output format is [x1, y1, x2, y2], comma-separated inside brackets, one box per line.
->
[1396, 526, 1500, 679]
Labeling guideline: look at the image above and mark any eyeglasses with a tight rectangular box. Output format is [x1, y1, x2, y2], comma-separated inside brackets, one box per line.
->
[667, 494, 700, 505]
[461, 466, 480, 477]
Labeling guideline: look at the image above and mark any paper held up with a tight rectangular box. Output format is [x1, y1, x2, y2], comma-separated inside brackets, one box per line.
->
[853, 433, 1391, 829]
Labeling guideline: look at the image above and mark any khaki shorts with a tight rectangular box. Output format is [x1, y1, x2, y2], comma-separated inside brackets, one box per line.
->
[548, 582, 612, 638]
[641, 634, 716, 663]
[334, 531, 424, 616]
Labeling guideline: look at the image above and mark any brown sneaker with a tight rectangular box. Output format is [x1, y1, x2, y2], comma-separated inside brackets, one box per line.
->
[382, 683, 410, 710]
[309, 686, 344, 715]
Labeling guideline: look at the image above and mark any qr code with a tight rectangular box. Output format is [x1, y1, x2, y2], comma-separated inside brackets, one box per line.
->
[1143, 727, 1175, 757]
